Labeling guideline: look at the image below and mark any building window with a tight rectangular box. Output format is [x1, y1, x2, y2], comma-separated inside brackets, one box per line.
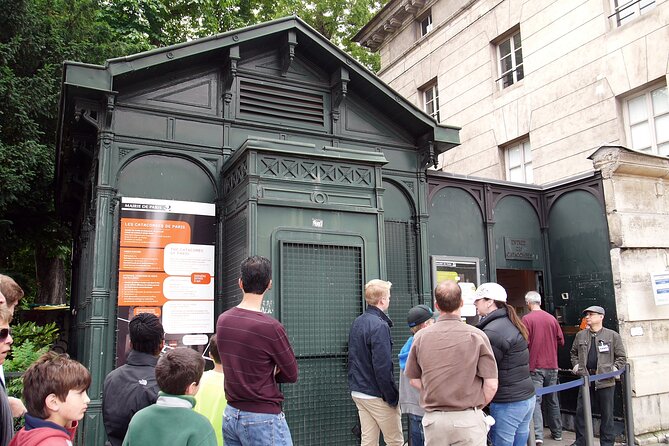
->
[421, 82, 440, 122]
[496, 30, 524, 89]
[504, 140, 533, 183]
[419, 12, 433, 37]
[611, 0, 655, 27]
[624, 85, 669, 156]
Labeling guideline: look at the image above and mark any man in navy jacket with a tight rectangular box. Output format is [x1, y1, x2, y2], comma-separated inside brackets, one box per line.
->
[348, 279, 403, 446]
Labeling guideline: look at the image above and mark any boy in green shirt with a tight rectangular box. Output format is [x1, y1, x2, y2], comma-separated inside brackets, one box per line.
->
[123, 348, 216, 446]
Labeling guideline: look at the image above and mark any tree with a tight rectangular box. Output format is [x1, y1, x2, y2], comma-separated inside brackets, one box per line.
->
[0, 0, 149, 305]
[0, 0, 386, 306]
[98, 0, 387, 70]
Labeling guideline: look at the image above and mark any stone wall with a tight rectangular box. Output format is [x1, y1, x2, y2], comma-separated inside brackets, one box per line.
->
[592, 146, 669, 443]
[373, 0, 669, 185]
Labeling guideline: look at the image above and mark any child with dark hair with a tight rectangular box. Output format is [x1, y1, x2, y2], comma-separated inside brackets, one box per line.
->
[195, 335, 227, 445]
[103, 312, 164, 446]
[122, 348, 216, 446]
[10, 352, 91, 446]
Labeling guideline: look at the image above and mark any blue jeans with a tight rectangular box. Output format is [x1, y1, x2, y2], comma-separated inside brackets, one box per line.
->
[531, 369, 562, 441]
[223, 404, 293, 446]
[490, 396, 535, 446]
[408, 413, 424, 446]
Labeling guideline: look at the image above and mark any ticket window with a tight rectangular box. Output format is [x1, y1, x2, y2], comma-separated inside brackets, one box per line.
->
[431, 256, 480, 324]
[495, 269, 544, 318]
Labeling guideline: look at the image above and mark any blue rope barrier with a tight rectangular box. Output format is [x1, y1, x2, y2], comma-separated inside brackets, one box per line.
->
[536, 379, 581, 396]
[535, 368, 625, 396]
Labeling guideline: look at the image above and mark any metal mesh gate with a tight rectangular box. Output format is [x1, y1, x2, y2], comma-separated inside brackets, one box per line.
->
[384, 220, 420, 368]
[280, 242, 363, 445]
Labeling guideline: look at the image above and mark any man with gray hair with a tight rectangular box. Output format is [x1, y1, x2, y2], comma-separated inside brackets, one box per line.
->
[521, 291, 564, 444]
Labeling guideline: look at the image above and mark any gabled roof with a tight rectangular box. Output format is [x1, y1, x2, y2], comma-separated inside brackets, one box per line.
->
[59, 16, 458, 146]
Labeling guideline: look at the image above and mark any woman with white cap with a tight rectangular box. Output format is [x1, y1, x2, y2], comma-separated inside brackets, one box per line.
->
[474, 282, 535, 446]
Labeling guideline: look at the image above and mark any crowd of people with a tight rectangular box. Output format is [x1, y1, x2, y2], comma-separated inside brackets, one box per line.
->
[0, 260, 627, 446]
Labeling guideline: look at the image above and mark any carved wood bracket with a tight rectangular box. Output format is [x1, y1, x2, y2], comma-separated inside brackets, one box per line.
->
[281, 30, 298, 77]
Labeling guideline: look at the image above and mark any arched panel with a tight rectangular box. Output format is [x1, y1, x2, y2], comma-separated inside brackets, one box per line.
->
[428, 187, 487, 280]
[382, 180, 418, 382]
[118, 153, 216, 202]
[548, 190, 615, 328]
[494, 195, 543, 271]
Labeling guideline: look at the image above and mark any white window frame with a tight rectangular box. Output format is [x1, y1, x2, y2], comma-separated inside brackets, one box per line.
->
[421, 82, 440, 122]
[419, 12, 433, 37]
[504, 140, 533, 183]
[610, 0, 656, 27]
[496, 30, 524, 89]
[623, 84, 669, 156]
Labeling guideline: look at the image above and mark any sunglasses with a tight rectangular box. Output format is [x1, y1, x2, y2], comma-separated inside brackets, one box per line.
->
[0, 328, 11, 341]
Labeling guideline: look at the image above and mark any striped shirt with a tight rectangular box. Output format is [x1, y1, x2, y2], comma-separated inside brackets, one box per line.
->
[216, 307, 298, 414]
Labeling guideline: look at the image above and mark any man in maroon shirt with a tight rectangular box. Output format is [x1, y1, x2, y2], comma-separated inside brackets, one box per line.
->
[217, 256, 298, 446]
[522, 291, 565, 445]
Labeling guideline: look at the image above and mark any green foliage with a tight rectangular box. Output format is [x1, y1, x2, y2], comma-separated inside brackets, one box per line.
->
[9, 321, 59, 349]
[4, 322, 59, 398]
[0, 0, 386, 302]
[5, 340, 49, 398]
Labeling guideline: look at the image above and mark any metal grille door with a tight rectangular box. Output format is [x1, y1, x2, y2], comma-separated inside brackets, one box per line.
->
[280, 242, 363, 445]
[385, 220, 419, 367]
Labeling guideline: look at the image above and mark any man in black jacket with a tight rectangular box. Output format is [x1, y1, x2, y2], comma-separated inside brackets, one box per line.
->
[348, 279, 403, 446]
[103, 313, 164, 446]
[570, 306, 626, 446]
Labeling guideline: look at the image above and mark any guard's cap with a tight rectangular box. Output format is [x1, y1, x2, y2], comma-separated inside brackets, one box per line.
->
[407, 304, 433, 327]
[582, 305, 605, 316]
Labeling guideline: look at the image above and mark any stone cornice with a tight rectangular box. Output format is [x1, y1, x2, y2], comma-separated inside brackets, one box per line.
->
[353, 0, 426, 51]
[589, 145, 669, 179]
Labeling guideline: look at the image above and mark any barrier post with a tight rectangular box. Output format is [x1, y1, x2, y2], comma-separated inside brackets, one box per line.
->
[624, 363, 635, 446]
[582, 375, 594, 446]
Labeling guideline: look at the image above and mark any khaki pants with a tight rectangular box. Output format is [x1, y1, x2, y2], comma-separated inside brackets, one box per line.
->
[422, 409, 487, 446]
[352, 396, 404, 446]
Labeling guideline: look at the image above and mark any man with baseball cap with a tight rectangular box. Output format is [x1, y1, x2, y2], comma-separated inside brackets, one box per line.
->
[569, 305, 626, 446]
[398, 305, 434, 446]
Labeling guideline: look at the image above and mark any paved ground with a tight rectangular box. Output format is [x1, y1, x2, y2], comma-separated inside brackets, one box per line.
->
[536, 428, 586, 446]
[544, 428, 580, 446]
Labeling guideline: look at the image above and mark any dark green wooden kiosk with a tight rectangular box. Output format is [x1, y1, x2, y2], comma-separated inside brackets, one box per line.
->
[56, 16, 617, 446]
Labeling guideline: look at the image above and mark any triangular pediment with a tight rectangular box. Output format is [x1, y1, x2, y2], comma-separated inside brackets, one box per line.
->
[343, 93, 413, 144]
[238, 49, 328, 85]
[118, 70, 218, 115]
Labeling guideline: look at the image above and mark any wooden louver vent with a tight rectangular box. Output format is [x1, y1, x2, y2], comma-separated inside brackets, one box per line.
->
[239, 80, 324, 127]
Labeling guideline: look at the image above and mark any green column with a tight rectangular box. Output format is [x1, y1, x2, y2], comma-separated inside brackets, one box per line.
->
[79, 107, 118, 445]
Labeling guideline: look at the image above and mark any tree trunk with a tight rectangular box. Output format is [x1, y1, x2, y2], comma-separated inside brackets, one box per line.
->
[35, 248, 66, 305]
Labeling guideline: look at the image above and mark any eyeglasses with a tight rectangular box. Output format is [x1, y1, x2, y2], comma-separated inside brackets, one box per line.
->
[0, 328, 11, 341]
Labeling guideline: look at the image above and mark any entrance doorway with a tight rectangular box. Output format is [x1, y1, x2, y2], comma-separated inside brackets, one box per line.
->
[496, 269, 544, 318]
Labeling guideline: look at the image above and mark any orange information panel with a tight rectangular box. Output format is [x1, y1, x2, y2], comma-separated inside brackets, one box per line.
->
[119, 248, 164, 271]
[120, 218, 191, 248]
[116, 197, 216, 366]
[118, 272, 169, 306]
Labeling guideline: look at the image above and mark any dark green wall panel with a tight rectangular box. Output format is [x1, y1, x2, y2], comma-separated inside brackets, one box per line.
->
[548, 191, 615, 328]
[493, 195, 543, 271]
[117, 154, 216, 202]
[428, 187, 487, 281]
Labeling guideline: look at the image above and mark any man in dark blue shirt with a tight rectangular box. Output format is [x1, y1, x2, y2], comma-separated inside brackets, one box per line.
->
[348, 279, 403, 446]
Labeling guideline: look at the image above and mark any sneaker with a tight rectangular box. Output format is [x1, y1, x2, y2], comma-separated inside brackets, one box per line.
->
[536, 441, 544, 446]
[552, 435, 563, 441]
